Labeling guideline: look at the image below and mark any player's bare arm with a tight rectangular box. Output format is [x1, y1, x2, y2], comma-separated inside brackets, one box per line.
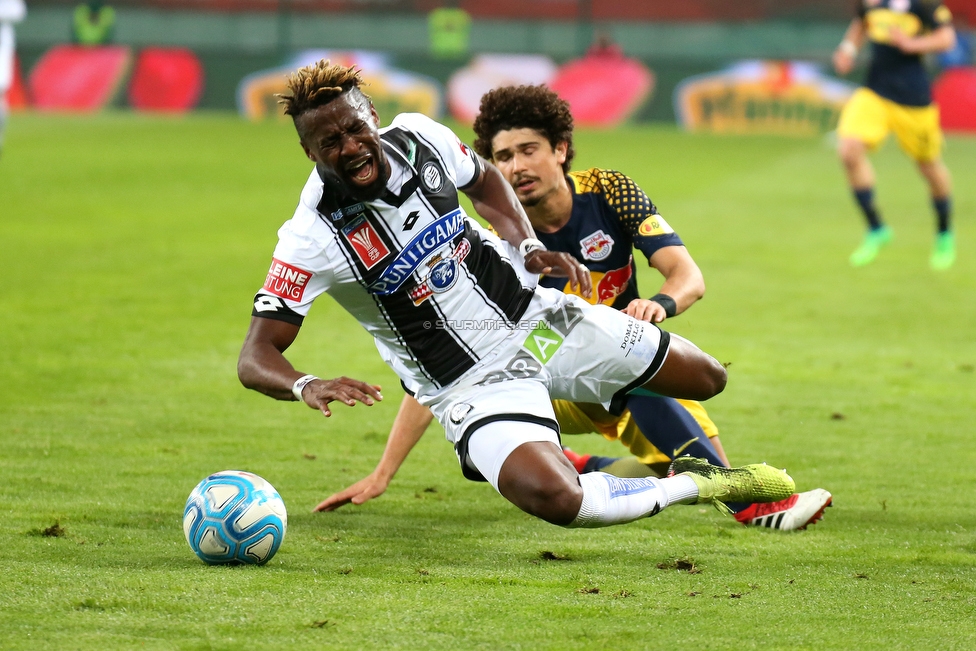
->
[889, 24, 956, 55]
[238, 316, 382, 417]
[314, 394, 433, 512]
[833, 18, 865, 76]
[463, 157, 592, 298]
[626, 246, 705, 323]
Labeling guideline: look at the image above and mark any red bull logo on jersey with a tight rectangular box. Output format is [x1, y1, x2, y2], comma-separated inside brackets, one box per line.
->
[264, 258, 312, 302]
[342, 218, 390, 270]
[580, 230, 614, 261]
[560, 260, 632, 305]
[595, 263, 633, 303]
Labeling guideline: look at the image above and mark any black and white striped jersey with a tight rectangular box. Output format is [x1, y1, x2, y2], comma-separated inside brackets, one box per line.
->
[252, 113, 536, 391]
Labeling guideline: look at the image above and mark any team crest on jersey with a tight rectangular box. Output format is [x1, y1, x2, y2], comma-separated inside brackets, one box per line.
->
[580, 230, 614, 261]
[263, 258, 312, 301]
[408, 238, 471, 305]
[421, 162, 444, 193]
[637, 214, 675, 237]
[429, 258, 459, 292]
[342, 217, 390, 270]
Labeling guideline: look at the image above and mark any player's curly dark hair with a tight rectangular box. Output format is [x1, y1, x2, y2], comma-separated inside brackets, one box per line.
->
[276, 60, 369, 118]
[473, 85, 575, 173]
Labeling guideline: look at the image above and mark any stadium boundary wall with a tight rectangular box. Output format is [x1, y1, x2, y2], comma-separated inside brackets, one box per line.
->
[8, 7, 911, 120]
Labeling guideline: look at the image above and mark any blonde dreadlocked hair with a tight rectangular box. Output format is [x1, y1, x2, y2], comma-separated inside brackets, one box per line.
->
[277, 60, 368, 118]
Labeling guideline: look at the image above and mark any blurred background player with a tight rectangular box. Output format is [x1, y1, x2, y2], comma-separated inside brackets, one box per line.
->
[318, 84, 831, 531]
[833, 0, 957, 270]
[73, 1, 115, 47]
[0, 0, 25, 158]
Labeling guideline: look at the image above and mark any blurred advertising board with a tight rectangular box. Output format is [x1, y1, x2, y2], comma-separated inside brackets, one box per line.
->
[674, 60, 855, 135]
[137, 0, 853, 22]
[448, 51, 653, 127]
[25, 44, 203, 112]
[933, 66, 976, 132]
[447, 54, 558, 123]
[236, 50, 442, 123]
[549, 49, 654, 128]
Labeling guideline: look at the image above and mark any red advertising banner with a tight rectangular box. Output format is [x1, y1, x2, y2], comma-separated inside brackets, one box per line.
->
[29, 45, 132, 112]
[933, 67, 976, 132]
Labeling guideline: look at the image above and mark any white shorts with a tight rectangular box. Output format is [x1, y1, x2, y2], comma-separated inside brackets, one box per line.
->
[417, 288, 670, 482]
[466, 418, 561, 491]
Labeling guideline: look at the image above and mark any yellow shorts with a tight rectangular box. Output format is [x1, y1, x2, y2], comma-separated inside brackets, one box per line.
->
[837, 87, 943, 162]
[552, 398, 718, 465]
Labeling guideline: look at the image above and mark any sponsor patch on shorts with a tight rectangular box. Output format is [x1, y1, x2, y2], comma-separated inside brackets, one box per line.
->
[524, 324, 564, 364]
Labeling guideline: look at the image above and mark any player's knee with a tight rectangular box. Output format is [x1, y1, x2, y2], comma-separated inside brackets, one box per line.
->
[838, 140, 863, 168]
[506, 474, 582, 526]
[680, 355, 729, 400]
[531, 480, 584, 526]
[695, 357, 727, 400]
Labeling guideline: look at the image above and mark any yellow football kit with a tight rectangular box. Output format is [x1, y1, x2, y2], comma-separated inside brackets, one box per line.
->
[837, 0, 953, 162]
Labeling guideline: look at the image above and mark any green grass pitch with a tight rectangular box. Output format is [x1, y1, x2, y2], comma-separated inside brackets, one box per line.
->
[1, 112, 975, 649]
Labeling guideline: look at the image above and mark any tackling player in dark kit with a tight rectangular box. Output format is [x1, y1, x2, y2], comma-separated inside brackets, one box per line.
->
[239, 61, 794, 531]
[315, 83, 826, 530]
[833, 0, 957, 269]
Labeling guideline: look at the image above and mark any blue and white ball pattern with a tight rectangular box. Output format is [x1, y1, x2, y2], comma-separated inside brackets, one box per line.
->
[183, 471, 287, 565]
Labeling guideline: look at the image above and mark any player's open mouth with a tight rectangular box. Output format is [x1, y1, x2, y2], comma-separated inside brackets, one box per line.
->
[345, 156, 375, 185]
[515, 178, 537, 193]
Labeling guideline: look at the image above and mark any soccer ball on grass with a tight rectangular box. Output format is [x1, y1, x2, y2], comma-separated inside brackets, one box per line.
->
[183, 470, 287, 565]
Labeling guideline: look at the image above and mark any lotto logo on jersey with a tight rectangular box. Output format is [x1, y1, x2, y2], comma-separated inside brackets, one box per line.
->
[342, 218, 390, 270]
[264, 259, 312, 302]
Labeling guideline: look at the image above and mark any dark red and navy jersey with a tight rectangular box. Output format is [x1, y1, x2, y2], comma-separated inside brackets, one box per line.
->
[858, 0, 953, 106]
[536, 168, 683, 310]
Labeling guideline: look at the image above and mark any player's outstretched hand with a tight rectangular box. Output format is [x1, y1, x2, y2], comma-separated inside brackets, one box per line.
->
[524, 249, 593, 299]
[313, 471, 390, 512]
[624, 298, 667, 323]
[301, 377, 383, 417]
[832, 47, 854, 76]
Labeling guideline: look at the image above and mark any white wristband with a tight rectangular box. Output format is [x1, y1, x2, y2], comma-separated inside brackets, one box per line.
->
[292, 374, 319, 402]
[518, 237, 546, 257]
[839, 40, 858, 57]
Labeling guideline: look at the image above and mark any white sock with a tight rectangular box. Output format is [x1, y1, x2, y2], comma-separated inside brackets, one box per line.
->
[661, 474, 699, 505]
[567, 472, 698, 528]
